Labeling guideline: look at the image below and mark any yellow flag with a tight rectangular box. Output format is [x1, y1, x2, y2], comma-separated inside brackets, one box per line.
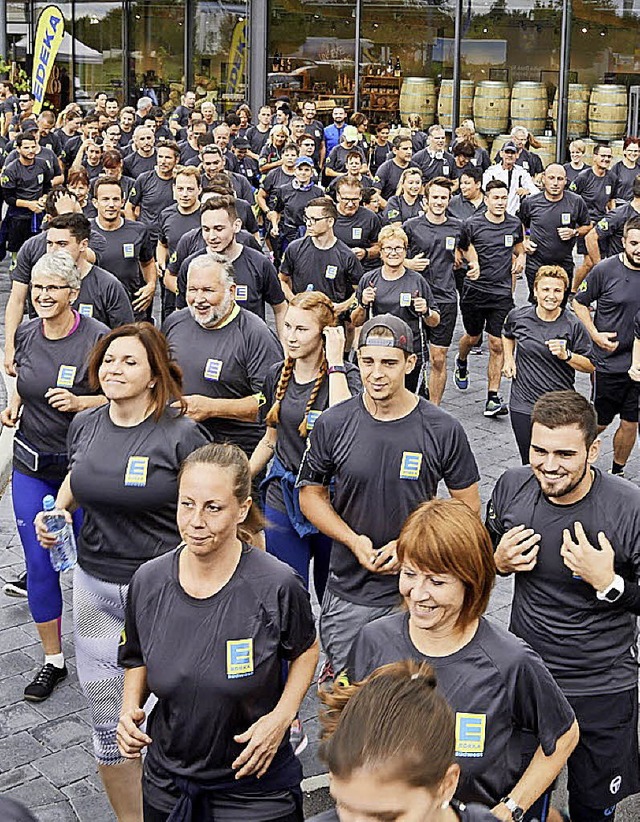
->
[32, 5, 65, 115]
[226, 19, 247, 95]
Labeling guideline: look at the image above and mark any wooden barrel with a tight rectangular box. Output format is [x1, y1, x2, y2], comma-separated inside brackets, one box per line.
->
[399, 78, 436, 128]
[610, 139, 625, 163]
[437, 80, 474, 130]
[552, 84, 590, 138]
[533, 135, 556, 168]
[473, 81, 510, 136]
[589, 85, 628, 141]
[510, 82, 548, 134]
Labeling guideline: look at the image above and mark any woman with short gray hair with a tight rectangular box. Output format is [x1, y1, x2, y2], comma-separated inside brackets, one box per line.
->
[0, 250, 109, 703]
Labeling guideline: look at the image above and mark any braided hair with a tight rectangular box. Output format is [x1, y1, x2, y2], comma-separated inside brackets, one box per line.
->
[265, 292, 337, 437]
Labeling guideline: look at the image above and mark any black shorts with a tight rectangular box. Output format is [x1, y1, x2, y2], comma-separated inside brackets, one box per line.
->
[566, 688, 640, 809]
[593, 371, 640, 426]
[6, 216, 38, 252]
[460, 294, 513, 339]
[428, 301, 457, 348]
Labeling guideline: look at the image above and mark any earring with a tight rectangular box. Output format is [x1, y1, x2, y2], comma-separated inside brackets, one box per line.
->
[441, 800, 449, 809]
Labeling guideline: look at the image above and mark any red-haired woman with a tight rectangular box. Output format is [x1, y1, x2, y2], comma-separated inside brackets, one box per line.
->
[35, 323, 209, 821]
[347, 499, 579, 822]
[250, 292, 361, 602]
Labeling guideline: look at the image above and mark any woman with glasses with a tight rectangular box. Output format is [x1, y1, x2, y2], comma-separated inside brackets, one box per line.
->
[381, 167, 424, 225]
[611, 137, 640, 203]
[0, 251, 108, 703]
[351, 224, 440, 393]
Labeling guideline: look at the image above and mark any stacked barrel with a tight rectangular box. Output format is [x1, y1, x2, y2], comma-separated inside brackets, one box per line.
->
[397, 76, 629, 151]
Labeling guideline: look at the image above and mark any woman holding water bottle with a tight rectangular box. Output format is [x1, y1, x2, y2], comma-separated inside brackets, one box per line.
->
[0, 251, 108, 703]
[501, 265, 594, 463]
[350, 224, 440, 393]
[34, 322, 208, 822]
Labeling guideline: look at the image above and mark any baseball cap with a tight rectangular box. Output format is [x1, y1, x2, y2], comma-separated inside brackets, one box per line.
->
[343, 125, 359, 143]
[501, 140, 518, 153]
[358, 314, 414, 354]
[295, 156, 314, 167]
[233, 136, 249, 149]
[21, 119, 38, 133]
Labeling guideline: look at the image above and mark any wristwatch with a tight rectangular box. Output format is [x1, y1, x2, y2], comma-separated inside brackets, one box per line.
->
[327, 364, 347, 375]
[596, 574, 625, 602]
[500, 796, 524, 822]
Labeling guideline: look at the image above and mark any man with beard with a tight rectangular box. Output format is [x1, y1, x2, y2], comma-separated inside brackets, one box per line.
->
[487, 389, 640, 822]
[122, 125, 157, 179]
[573, 216, 640, 476]
[162, 254, 282, 455]
[125, 141, 179, 243]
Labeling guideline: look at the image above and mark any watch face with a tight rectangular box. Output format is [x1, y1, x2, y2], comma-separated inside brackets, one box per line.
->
[605, 587, 621, 602]
[512, 809, 524, 822]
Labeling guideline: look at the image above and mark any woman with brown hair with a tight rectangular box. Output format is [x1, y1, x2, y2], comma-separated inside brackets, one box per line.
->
[250, 291, 360, 601]
[35, 322, 209, 822]
[117, 442, 318, 822]
[347, 499, 579, 822]
[310, 659, 497, 821]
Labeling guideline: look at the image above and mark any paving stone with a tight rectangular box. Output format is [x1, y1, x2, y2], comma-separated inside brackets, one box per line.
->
[34, 802, 78, 821]
[0, 604, 31, 629]
[4, 776, 65, 807]
[0, 764, 39, 791]
[33, 745, 96, 788]
[0, 626, 37, 653]
[60, 776, 100, 800]
[70, 792, 117, 822]
[0, 731, 47, 771]
[27, 683, 88, 721]
[32, 714, 91, 753]
[0, 672, 30, 707]
[0, 649, 39, 678]
[0, 701, 47, 737]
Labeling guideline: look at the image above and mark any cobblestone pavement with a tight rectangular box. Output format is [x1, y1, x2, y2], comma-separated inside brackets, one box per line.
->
[0, 270, 639, 819]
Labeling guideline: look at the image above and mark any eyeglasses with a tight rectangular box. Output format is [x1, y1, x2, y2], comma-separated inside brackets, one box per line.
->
[31, 284, 72, 294]
[339, 196, 361, 203]
[304, 215, 328, 225]
[598, 154, 613, 160]
[381, 246, 406, 255]
[19, 99, 30, 104]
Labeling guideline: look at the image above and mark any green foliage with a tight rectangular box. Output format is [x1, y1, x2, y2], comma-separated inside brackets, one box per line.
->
[0, 58, 30, 92]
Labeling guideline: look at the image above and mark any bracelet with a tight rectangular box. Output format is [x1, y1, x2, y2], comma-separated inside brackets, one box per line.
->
[327, 364, 347, 375]
[565, 350, 573, 362]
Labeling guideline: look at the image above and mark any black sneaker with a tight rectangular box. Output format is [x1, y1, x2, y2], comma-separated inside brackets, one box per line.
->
[24, 663, 68, 702]
[3, 571, 27, 598]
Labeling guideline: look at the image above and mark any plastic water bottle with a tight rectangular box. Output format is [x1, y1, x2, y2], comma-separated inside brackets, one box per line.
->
[42, 495, 77, 572]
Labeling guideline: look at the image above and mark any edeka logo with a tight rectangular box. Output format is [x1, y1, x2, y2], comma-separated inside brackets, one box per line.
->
[124, 456, 149, 487]
[226, 638, 254, 678]
[31, 6, 65, 115]
[455, 713, 486, 757]
[226, 19, 247, 95]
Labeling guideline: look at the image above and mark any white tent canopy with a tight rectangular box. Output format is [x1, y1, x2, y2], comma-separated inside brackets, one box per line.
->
[14, 32, 103, 65]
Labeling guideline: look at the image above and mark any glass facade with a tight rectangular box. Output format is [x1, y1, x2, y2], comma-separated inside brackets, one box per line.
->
[4, 0, 640, 152]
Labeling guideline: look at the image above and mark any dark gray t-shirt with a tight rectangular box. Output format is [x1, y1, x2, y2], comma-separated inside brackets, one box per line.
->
[349, 613, 575, 807]
[261, 361, 361, 512]
[68, 406, 209, 584]
[355, 268, 437, 354]
[90, 218, 155, 303]
[15, 314, 108, 467]
[503, 305, 593, 414]
[333, 208, 381, 272]
[158, 204, 201, 254]
[73, 265, 135, 328]
[297, 395, 479, 606]
[518, 190, 590, 274]
[167, 227, 261, 279]
[373, 159, 413, 200]
[308, 800, 497, 822]
[487, 466, 640, 696]
[162, 306, 282, 454]
[119, 545, 315, 814]
[573, 253, 640, 373]
[280, 236, 362, 303]
[128, 170, 175, 228]
[569, 167, 616, 221]
[459, 213, 523, 300]
[594, 202, 640, 258]
[404, 215, 463, 304]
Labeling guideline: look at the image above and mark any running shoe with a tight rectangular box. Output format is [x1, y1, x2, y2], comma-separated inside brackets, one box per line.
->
[454, 358, 468, 390]
[484, 396, 508, 417]
[470, 345, 484, 355]
[24, 663, 68, 702]
[3, 571, 27, 598]
[290, 717, 308, 756]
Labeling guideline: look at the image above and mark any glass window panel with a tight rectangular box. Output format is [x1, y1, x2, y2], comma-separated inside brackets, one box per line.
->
[73, 2, 124, 106]
[268, 0, 356, 118]
[128, 0, 185, 107]
[193, 2, 248, 116]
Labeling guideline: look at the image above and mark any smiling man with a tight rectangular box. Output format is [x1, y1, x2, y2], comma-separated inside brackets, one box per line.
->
[488, 389, 640, 822]
[297, 315, 479, 681]
[162, 253, 282, 455]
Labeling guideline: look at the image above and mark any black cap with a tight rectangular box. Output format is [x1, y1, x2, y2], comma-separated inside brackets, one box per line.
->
[233, 136, 250, 148]
[21, 119, 38, 132]
[358, 314, 414, 354]
[502, 140, 518, 153]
